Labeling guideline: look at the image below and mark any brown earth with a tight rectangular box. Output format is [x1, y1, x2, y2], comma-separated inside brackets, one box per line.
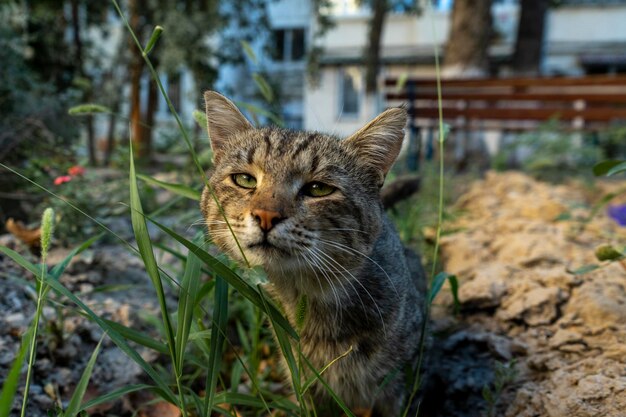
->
[426, 171, 626, 417]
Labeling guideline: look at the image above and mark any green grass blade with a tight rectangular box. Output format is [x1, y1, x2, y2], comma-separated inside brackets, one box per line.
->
[252, 74, 274, 103]
[68, 104, 111, 115]
[110, 0, 251, 268]
[103, 319, 168, 354]
[38, 272, 178, 404]
[607, 160, 626, 176]
[63, 335, 105, 417]
[203, 276, 228, 416]
[0, 327, 33, 417]
[240, 40, 258, 64]
[50, 234, 103, 280]
[0, 246, 39, 276]
[129, 144, 178, 369]
[175, 248, 202, 372]
[137, 174, 201, 201]
[300, 354, 355, 417]
[147, 216, 297, 339]
[257, 285, 306, 414]
[428, 272, 457, 304]
[78, 384, 153, 413]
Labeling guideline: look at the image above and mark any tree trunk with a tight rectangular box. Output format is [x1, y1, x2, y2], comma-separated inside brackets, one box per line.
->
[443, 0, 493, 77]
[144, 75, 159, 160]
[71, 0, 97, 166]
[511, 0, 548, 75]
[364, 0, 388, 94]
[128, 0, 146, 158]
[104, 108, 117, 166]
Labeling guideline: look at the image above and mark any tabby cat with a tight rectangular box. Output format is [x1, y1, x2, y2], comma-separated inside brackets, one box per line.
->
[200, 91, 425, 416]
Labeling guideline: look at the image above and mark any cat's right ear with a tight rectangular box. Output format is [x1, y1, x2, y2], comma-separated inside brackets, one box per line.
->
[204, 91, 253, 158]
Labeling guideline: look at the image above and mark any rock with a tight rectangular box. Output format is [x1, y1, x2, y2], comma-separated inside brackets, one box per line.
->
[458, 264, 509, 308]
[499, 286, 565, 326]
[543, 359, 626, 417]
[564, 266, 626, 328]
[549, 328, 584, 348]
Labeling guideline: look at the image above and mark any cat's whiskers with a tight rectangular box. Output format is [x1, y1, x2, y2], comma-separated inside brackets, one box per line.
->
[306, 247, 353, 303]
[309, 246, 387, 336]
[317, 238, 400, 300]
[300, 250, 344, 326]
[316, 227, 369, 235]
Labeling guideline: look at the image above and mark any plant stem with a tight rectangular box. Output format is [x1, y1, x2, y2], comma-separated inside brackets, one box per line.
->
[20, 264, 47, 417]
[109, 0, 250, 268]
[403, 4, 447, 415]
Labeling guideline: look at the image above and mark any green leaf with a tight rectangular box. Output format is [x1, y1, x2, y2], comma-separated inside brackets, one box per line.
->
[146, 216, 298, 339]
[40, 275, 178, 404]
[428, 272, 457, 305]
[0, 246, 176, 404]
[143, 25, 163, 55]
[236, 101, 284, 127]
[0, 246, 40, 277]
[252, 73, 274, 103]
[102, 319, 168, 354]
[50, 234, 103, 280]
[295, 294, 308, 331]
[78, 384, 153, 413]
[593, 159, 625, 176]
[482, 385, 494, 404]
[129, 144, 177, 370]
[175, 247, 202, 372]
[192, 109, 207, 130]
[300, 354, 356, 417]
[0, 327, 33, 417]
[606, 161, 626, 177]
[204, 277, 228, 415]
[568, 264, 600, 275]
[63, 335, 105, 417]
[137, 174, 201, 201]
[394, 72, 408, 93]
[240, 40, 257, 65]
[595, 244, 624, 261]
[68, 104, 111, 116]
[258, 285, 305, 414]
[448, 274, 460, 313]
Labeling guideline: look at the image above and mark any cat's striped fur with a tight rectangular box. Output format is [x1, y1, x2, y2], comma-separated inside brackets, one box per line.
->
[200, 91, 425, 416]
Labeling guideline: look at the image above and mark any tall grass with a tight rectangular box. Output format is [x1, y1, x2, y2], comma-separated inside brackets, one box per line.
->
[0, 2, 458, 416]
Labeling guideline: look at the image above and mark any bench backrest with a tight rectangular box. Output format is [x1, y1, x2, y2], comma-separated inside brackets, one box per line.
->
[384, 75, 626, 131]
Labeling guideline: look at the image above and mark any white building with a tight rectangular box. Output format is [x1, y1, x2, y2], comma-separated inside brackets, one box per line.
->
[304, 0, 626, 136]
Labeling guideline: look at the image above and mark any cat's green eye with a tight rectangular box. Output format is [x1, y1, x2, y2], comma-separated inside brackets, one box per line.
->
[232, 173, 257, 189]
[303, 182, 336, 198]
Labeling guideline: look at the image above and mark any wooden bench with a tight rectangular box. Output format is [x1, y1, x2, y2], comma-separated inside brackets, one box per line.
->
[384, 75, 626, 170]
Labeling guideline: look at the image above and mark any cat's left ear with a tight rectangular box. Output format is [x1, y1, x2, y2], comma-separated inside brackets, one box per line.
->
[204, 91, 253, 159]
[343, 107, 407, 182]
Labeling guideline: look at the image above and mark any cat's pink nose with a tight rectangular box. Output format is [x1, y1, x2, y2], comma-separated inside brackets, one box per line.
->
[252, 209, 284, 232]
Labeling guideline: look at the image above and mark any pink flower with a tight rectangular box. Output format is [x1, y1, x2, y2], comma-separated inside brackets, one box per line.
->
[54, 175, 72, 185]
[67, 165, 85, 176]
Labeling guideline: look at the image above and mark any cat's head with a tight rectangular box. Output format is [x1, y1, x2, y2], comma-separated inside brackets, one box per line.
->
[200, 91, 406, 287]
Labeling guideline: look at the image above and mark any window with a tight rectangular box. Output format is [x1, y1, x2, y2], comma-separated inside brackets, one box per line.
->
[339, 67, 362, 117]
[271, 28, 306, 62]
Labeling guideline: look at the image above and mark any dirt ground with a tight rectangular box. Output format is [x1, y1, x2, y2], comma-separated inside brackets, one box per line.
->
[425, 171, 626, 417]
[1, 171, 625, 416]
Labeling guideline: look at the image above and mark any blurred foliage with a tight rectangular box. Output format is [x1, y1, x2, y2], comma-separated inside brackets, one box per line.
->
[493, 120, 626, 181]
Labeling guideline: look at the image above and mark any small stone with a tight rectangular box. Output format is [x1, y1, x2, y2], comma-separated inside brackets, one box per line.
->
[458, 264, 509, 308]
[549, 329, 584, 349]
[499, 286, 564, 326]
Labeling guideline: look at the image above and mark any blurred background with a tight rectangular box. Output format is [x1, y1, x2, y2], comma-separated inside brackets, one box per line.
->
[2, 4, 626, 416]
[2, 0, 626, 231]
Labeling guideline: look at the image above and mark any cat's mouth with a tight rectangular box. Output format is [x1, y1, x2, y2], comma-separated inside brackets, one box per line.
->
[248, 239, 291, 256]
